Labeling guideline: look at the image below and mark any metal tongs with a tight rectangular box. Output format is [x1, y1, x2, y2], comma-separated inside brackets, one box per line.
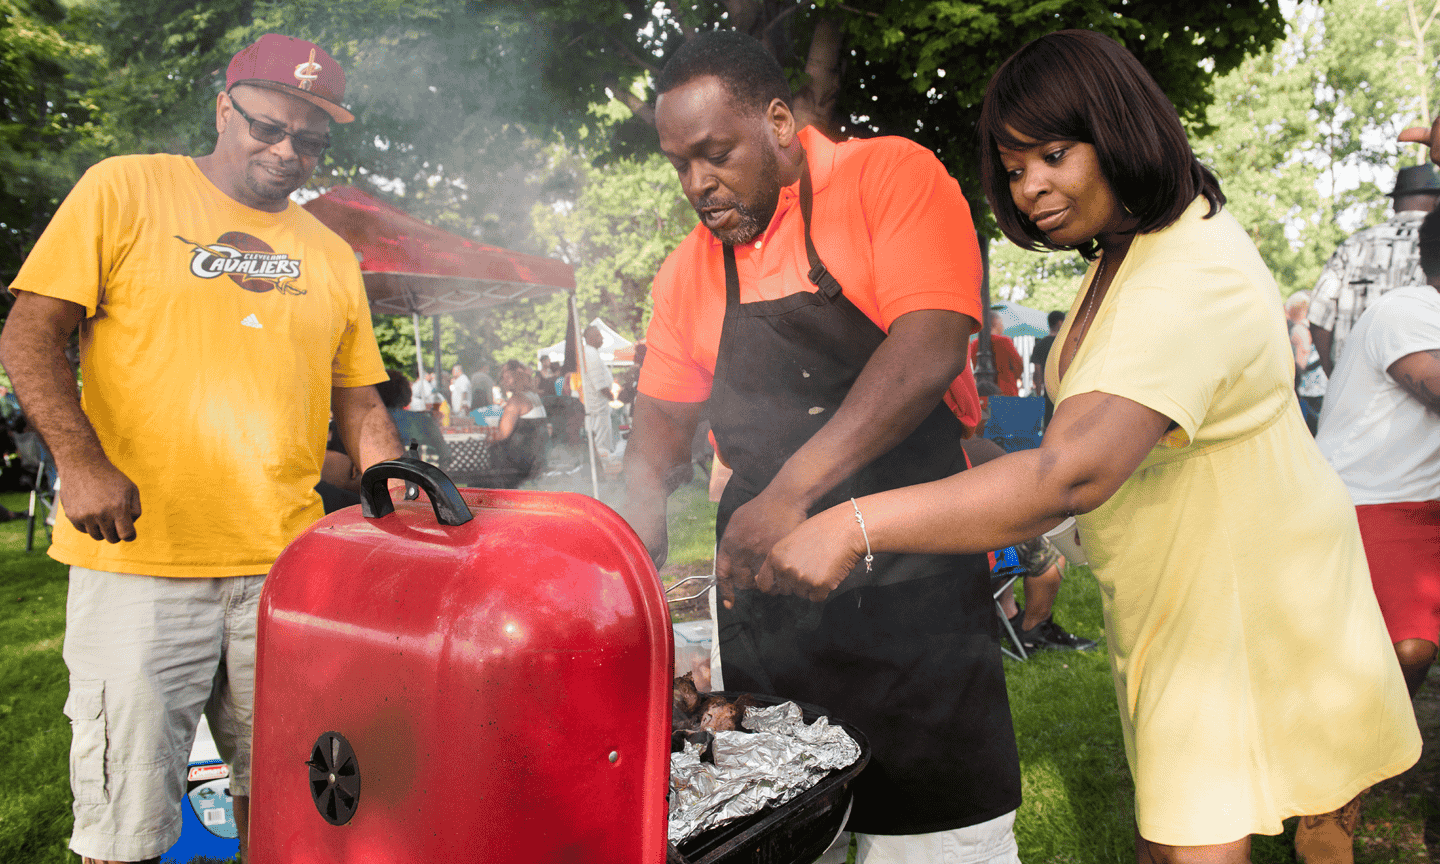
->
[665, 572, 716, 603]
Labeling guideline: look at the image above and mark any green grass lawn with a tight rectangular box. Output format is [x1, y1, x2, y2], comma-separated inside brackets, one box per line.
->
[0, 491, 76, 864]
[1, 482, 1433, 863]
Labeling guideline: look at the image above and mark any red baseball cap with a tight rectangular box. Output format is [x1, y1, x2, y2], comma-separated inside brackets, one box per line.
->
[226, 34, 354, 124]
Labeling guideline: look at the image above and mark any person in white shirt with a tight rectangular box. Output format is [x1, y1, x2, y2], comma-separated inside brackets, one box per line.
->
[582, 326, 615, 454]
[449, 363, 471, 415]
[409, 369, 435, 411]
[1316, 207, 1440, 700]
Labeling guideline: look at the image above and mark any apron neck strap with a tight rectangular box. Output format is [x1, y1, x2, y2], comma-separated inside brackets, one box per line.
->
[723, 157, 844, 305]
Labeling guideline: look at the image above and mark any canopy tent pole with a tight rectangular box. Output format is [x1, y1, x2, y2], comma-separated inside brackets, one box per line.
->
[431, 315, 443, 410]
[411, 312, 426, 384]
[572, 295, 600, 499]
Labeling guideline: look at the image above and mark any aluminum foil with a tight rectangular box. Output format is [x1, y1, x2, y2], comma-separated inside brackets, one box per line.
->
[668, 701, 862, 844]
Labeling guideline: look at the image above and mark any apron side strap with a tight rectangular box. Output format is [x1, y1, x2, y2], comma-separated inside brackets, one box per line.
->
[808, 262, 845, 300]
[799, 166, 844, 301]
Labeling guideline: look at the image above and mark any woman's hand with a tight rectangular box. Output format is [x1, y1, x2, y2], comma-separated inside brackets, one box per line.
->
[756, 503, 867, 603]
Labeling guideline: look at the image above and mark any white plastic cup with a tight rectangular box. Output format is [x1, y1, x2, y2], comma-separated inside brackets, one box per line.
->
[1043, 516, 1088, 566]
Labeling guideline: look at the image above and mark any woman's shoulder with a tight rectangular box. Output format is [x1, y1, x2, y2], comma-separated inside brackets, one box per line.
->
[1125, 199, 1276, 298]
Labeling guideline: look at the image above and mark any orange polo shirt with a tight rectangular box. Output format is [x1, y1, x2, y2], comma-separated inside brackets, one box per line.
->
[639, 127, 983, 431]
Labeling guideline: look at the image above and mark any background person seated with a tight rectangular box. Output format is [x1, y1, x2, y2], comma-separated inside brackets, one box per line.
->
[963, 437, 1095, 652]
[464, 360, 549, 489]
[382, 368, 449, 466]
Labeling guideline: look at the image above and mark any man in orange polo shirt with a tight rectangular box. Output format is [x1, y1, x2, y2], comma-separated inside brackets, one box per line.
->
[623, 30, 1021, 863]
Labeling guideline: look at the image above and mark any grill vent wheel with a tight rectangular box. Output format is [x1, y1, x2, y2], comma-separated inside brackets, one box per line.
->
[306, 731, 360, 825]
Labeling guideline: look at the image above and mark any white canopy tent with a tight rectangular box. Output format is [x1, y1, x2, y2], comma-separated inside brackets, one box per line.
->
[537, 318, 634, 366]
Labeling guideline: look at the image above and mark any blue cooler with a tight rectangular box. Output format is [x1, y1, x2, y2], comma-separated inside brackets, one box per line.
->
[161, 721, 240, 863]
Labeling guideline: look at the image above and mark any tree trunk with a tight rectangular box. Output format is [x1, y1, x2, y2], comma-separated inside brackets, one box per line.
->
[791, 16, 845, 140]
[973, 232, 999, 399]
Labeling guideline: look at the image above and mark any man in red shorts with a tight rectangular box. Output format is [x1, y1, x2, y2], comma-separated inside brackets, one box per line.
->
[1316, 206, 1440, 698]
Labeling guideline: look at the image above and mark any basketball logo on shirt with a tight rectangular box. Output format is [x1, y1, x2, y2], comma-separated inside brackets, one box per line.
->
[175, 233, 306, 295]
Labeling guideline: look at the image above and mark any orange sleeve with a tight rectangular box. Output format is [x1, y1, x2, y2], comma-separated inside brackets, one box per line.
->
[636, 247, 715, 404]
[863, 149, 983, 333]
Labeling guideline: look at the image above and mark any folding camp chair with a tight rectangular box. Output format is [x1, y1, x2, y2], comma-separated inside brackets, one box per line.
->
[13, 430, 55, 552]
[991, 545, 1029, 661]
[987, 395, 1045, 452]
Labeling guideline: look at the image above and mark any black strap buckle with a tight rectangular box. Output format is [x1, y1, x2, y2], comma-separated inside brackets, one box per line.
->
[808, 261, 829, 286]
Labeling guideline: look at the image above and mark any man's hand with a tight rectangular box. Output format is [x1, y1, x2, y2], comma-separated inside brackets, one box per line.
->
[60, 457, 141, 543]
[1400, 118, 1440, 165]
[714, 490, 809, 606]
[754, 501, 863, 603]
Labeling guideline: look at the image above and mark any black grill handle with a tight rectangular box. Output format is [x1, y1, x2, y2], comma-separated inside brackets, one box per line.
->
[360, 458, 474, 526]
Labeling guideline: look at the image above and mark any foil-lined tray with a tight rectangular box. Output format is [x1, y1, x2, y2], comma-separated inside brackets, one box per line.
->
[668, 700, 863, 845]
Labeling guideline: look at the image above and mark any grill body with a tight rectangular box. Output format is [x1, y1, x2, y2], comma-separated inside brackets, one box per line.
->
[250, 475, 672, 864]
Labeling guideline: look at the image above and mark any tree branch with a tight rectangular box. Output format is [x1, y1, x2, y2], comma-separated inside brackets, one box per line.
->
[791, 15, 844, 140]
[606, 74, 656, 125]
[724, 0, 761, 34]
[596, 25, 661, 76]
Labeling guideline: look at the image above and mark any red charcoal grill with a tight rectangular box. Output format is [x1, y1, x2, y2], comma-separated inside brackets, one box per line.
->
[249, 460, 866, 864]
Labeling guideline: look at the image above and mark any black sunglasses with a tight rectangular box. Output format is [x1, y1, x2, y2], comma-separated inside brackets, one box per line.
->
[228, 94, 331, 158]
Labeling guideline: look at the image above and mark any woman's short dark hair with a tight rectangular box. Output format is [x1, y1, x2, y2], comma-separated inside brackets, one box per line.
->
[977, 30, 1225, 258]
[1419, 209, 1440, 280]
[656, 30, 791, 115]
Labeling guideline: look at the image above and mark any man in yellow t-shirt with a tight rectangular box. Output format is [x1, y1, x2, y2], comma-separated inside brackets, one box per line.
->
[0, 35, 402, 864]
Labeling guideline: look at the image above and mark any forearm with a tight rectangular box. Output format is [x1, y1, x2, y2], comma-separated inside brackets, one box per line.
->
[621, 394, 701, 565]
[333, 386, 404, 473]
[855, 449, 1085, 556]
[0, 301, 107, 473]
[623, 459, 672, 566]
[1390, 349, 1440, 415]
[1310, 325, 1335, 377]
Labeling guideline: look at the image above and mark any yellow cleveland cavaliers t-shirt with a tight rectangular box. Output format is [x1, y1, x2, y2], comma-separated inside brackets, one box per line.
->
[10, 154, 387, 576]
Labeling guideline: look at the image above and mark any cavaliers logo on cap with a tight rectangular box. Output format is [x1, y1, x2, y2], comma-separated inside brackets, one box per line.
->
[175, 233, 306, 296]
[294, 48, 322, 93]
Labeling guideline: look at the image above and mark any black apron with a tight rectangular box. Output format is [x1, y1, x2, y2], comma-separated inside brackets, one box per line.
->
[711, 169, 1021, 836]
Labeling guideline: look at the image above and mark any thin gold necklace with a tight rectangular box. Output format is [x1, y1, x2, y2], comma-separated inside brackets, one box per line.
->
[1073, 252, 1108, 350]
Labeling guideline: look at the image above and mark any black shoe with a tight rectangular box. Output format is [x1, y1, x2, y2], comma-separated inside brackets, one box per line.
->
[1019, 615, 1097, 652]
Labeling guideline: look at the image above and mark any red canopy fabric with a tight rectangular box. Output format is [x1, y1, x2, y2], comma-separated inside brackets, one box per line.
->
[302, 186, 575, 316]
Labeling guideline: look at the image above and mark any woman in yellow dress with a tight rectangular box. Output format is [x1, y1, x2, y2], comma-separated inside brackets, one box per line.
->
[758, 30, 1419, 864]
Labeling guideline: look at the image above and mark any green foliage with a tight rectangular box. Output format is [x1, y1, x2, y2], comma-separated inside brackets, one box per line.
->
[371, 313, 475, 377]
[990, 239, 1088, 313]
[801, 0, 1284, 219]
[0, 0, 107, 282]
[1194, 0, 1425, 296]
[992, 0, 1439, 305]
[531, 147, 697, 339]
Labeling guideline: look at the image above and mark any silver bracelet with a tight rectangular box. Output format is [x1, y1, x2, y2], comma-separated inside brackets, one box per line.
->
[850, 497, 874, 572]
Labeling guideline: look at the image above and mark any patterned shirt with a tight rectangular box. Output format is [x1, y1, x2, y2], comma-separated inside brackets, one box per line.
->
[1307, 210, 1427, 367]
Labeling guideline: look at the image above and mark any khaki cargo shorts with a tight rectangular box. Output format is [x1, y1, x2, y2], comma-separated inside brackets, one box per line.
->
[62, 566, 265, 862]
